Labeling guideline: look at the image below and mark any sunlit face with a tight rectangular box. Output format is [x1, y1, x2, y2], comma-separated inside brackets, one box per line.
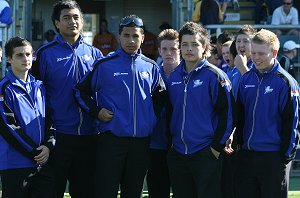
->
[55, 8, 84, 39]
[251, 42, 276, 73]
[180, 34, 206, 67]
[8, 45, 33, 75]
[159, 39, 180, 67]
[236, 34, 251, 59]
[208, 53, 221, 66]
[222, 45, 230, 65]
[283, 0, 293, 12]
[119, 26, 144, 55]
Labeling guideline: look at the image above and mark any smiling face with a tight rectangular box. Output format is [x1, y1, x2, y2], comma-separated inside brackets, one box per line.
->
[251, 42, 276, 73]
[55, 8, 83, 41]
[180, 34, 205, 68]
[119, 26, 144, 55]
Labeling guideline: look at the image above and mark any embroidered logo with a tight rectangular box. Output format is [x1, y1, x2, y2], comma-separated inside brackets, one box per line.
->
[171, 81, 182, 86]
[140, 72, 150, 79]
[83, 54, 92, 62]
[264, 86, 273, 94]
[193, 79, 203, 88]
[0, 95, 4, 102]
[245, 85, 255, 89]
[57, 56, 71, 62]
[113, 72, 129, 77]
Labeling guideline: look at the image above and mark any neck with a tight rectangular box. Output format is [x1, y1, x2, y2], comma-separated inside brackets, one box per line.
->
[163, 63, 177, 77]
[185, 59, 202, 73]
[63, 34, 80, 45]
[12, 69, 28, 81]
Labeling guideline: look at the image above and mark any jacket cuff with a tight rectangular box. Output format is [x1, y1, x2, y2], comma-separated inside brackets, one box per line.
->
[90, 107, 102, 119]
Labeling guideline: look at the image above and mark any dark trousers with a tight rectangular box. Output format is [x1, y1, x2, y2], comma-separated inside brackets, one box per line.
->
[95, 132, 150, 198]
[235, 150, 291, 198]
[167, 147, 222, 198]
[221, 151, 237, 198]
[147, 149, 171, 198]
[51, 133, 97, 198]
[0, 165, 53, 198]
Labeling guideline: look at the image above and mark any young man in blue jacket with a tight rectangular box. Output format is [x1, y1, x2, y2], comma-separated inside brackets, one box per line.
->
[75, 14, 164, 197]
[235, 29, 300, 198]
[167, 21, 233, 198]
[147, 28, 180, 198]
[0, 37, 54, 198]
[31, 1, 103, 197]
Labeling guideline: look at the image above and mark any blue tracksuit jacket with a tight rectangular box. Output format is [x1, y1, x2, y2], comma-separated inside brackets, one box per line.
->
[0, 70, 54, 170]
[31, 34, 103, 135]
[168, 59, 233, 154]
[236, 60, 299, 163]
[75, 48, 163, 137]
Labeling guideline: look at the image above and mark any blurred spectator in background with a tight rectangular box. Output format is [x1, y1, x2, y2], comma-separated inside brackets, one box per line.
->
[93, 19, 118, 56]
[271, 0, 299, 37]
[43, 29, 56, 45]
[192, 0, 223, 27]
[208, 44, 222, 66]
[279, 40, 299, 78]
[141, 26, 158, 60]
[0, 0, 13, 46]
[255, 0, 281, 24]
[216, 30, 234, 72]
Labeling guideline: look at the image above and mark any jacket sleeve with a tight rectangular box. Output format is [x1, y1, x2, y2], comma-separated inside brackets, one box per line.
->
[211, 81, 233, 152]
[74, 67, 101, 119]
[192, 1, 201, 22]
[280, 85, 300, 164]
[0, 90, 41, 160]
[0, 6, 12, 25]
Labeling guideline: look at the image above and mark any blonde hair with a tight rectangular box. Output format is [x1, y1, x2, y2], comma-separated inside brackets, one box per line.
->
[252, 29, 280, 52]
[222, 40, 233, 48]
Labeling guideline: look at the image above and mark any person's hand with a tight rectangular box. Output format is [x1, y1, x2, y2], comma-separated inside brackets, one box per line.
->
[98, 108, 114, 122]
[234, 54, 249, 75]
[34, 145, 50, 164]
[210, 147, 220, 159]
[224, 128, 235, 154]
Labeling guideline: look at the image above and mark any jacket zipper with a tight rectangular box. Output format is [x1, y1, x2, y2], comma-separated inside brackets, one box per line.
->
[247, 75, 262, 150]
[132, 56, 137, 137]
[14, 83, 43, 146]
[69, 43, 83, 135]
[181, 75, 191, 154]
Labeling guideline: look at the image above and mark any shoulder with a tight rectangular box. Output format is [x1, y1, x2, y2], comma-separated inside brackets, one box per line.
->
[92, 53, 119, 70]
[140, 55, 158, 66]
[34, 41, 59, 56]
[0, 77, 11, 95]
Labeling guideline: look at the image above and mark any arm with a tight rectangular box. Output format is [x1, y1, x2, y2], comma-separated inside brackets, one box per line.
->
[0, 6, 12, 25]
[192, 1, 202, 22]
[211, 81, 233, 153]
[280, 86, 299, 164]
[0, 91, 41, 160]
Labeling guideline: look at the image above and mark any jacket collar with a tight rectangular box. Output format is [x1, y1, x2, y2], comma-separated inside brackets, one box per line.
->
[252, 59, 279, 75]
[56, 34, 84, 47]
[116, 47, 142, 60]
[6, 69, 35, 86]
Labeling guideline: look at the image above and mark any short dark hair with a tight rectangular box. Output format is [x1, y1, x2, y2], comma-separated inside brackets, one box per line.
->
[229, 40, 238, 58]
[236, 25, 257, 39]
[217, 31, 234, 45]
[119, 15, 144, 34]
[5, 37, 32, 58]
[157, 29, 179, 47]
[52, 0, 82, 32]
[179, 22, 211, 57]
